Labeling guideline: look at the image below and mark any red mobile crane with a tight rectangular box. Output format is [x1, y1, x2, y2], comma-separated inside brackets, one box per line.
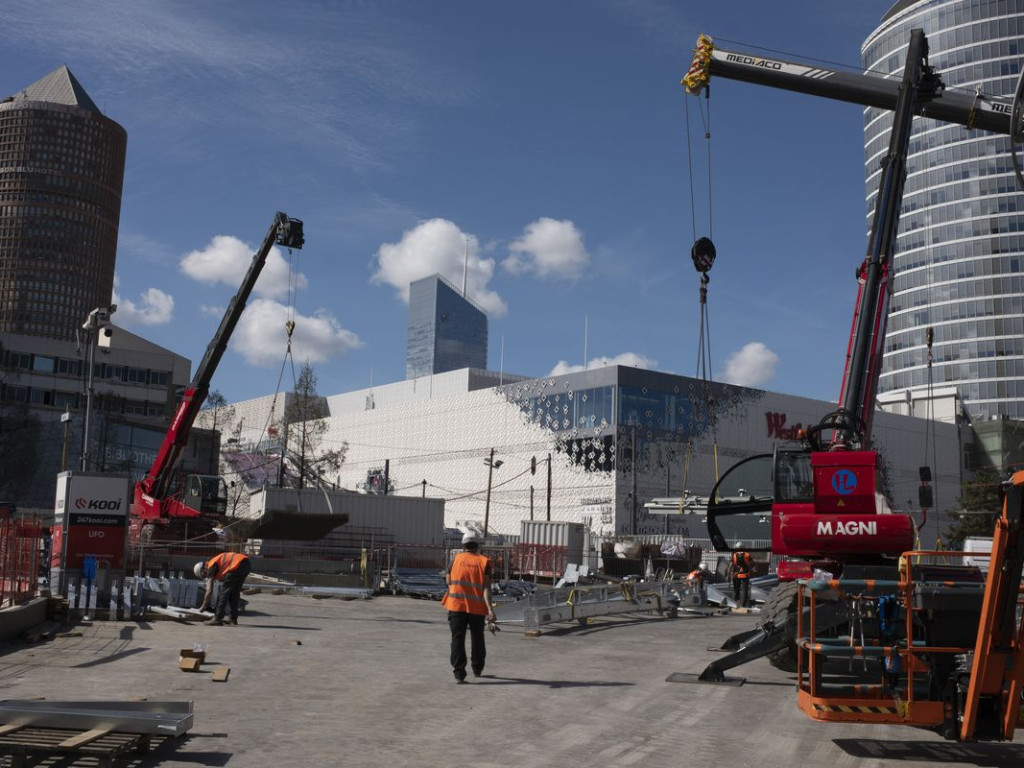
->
[683, 33, 1024, 740]
[131, 213, 345, 545]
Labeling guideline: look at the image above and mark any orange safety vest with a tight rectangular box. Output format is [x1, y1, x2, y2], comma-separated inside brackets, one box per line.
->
[732, 552, 751, 579]
[686, 569, 704, 585]
[205, 552, 249, 581]
[441, 551, 491, 615]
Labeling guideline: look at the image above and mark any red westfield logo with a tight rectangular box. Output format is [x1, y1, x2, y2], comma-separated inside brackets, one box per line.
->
[766, 412, 805, 440]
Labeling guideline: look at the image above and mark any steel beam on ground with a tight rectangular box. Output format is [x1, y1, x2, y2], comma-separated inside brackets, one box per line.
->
[0, 701, 194, 736]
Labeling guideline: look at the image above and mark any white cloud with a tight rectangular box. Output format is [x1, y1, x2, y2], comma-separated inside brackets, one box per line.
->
[111, 277, 174, 326]
[231, 299, 362, 367]
[548, 352, 657, 377]
[180, 235, 308, 300]
[503, 218, 589, 280]
[371, 218, 507, 316]
[722, 342, 779, 388]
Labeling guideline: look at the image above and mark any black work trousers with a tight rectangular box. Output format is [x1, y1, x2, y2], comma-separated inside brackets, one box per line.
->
[448, 611, 486, 681]
[215, 559, 252, 621]
[732, 577, 750, 608]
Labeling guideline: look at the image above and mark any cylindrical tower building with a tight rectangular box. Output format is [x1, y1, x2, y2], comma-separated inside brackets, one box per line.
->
[0, 66, 126, 341]
[864, 1, 1024, 421]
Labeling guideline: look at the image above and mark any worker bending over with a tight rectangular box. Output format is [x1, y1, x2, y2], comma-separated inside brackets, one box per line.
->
[686, 562, 708, 604]
[196, 551, 252, 626]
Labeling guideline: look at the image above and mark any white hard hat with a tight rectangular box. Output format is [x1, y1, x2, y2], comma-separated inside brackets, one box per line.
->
[699, 563, 707, 570]
[735, 542, 746, 549]
[462, 531, 479, 545]
[193, 561, 205, 578]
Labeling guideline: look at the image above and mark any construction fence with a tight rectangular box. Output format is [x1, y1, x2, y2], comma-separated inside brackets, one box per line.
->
[389, 536, 778, 585]
[0, 515, 43, 609]
[125, 533, 778, 591]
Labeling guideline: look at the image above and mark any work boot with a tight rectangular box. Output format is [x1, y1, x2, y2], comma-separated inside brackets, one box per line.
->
[204, 617, 224, 626]
[472, 668, 483, 677]
[228, 617, 238, 625]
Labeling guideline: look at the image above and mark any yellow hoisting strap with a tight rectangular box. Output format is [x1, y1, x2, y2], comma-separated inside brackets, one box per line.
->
[682, 34, 715, 95]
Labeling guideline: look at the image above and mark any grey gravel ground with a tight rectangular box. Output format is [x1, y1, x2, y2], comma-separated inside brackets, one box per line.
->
[1, 592, 1022, 767]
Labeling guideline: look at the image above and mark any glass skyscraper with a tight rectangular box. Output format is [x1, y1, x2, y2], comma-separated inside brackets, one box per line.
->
[406, 274, 488, 379]
[866, 0, 1024, 421]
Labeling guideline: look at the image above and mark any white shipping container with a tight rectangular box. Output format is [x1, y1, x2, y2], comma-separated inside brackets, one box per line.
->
[521, 520, 585, 553]
[251, 488, 445, 546]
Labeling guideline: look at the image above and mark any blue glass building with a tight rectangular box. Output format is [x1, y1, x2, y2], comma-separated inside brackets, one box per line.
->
[865, 0, 1024, 420]
[406, 275, 488, 379]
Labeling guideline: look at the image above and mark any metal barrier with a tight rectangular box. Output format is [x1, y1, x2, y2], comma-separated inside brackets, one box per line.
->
[0, 516, 42, 608]
[595, 536, 777, 580]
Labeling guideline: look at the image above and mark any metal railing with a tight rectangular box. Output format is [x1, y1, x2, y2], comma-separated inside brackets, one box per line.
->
[0, 516, 42, 608]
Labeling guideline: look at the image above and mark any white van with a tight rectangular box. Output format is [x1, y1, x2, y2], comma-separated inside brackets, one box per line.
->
[963, 536, 993, 574]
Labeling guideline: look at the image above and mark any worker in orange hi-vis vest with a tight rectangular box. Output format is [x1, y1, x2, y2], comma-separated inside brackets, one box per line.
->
[686, 562, 709, 604]
[728, 545, 755, 608]
[441, 532, 496, 684]
[195, 552, 251, 626]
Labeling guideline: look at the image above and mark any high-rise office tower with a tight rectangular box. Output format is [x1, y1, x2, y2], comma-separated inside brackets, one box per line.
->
[865, 1, 1024, 420]
[406, 274, 488, 379]
[0, 66, 126, 341]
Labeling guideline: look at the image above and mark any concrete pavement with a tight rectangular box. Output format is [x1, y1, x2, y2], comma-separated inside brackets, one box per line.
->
[1, 592, 1022, 767]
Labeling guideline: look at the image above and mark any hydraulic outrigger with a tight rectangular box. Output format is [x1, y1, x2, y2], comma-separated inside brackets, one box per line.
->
[682, 32, 1024, 739]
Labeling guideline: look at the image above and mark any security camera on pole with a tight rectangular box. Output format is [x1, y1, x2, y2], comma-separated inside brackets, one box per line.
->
[80, 305, 116, 472]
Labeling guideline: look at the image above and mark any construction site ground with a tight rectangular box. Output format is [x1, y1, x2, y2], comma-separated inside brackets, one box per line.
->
[1, 591, 1022, 768]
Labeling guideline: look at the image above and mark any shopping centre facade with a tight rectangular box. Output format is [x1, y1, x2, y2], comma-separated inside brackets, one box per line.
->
[216, 364, 965, 548]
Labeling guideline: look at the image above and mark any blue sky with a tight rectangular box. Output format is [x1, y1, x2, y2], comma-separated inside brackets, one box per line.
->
[6, 1, 901, 404]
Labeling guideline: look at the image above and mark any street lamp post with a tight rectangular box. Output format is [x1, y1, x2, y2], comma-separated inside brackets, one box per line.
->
[483, 449, 503, 538]
[60, 409, 72, 472]
[80, 305, 116, 472]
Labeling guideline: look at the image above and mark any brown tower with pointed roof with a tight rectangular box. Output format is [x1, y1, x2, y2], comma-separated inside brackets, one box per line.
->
[0, 66, 126, 341]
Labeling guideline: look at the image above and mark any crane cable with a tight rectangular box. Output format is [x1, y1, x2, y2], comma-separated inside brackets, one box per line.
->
[680, 55, 720, 510]
[919, 209, 937, 546]
[249, 243, 302, 485]
[921, 326, 936, 539]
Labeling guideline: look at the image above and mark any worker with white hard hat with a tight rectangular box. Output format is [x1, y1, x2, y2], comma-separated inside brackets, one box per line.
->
[441, 531, 496, 683]
[686, 562, 709, 604]
[195, 551, 251, 625]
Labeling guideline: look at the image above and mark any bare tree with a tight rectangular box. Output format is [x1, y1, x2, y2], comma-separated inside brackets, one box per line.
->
[279, 362, 347, 489]
[201, 389, 236, 474]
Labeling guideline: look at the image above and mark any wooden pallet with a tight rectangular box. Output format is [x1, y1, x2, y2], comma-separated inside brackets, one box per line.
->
[0, 724, 153, 767]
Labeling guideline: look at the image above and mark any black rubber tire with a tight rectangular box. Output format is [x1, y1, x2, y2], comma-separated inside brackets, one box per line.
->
[761, 581, 801, 673]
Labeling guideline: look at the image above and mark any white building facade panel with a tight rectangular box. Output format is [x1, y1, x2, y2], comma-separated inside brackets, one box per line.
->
[223, 366, 963, 548]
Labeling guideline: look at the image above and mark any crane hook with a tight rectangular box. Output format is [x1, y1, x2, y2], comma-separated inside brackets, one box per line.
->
[691, 236, 716, 273]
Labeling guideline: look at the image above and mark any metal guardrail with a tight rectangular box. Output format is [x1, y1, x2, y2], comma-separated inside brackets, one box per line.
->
[493, 580, 700, 631]
[0, 516, 42, 608]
